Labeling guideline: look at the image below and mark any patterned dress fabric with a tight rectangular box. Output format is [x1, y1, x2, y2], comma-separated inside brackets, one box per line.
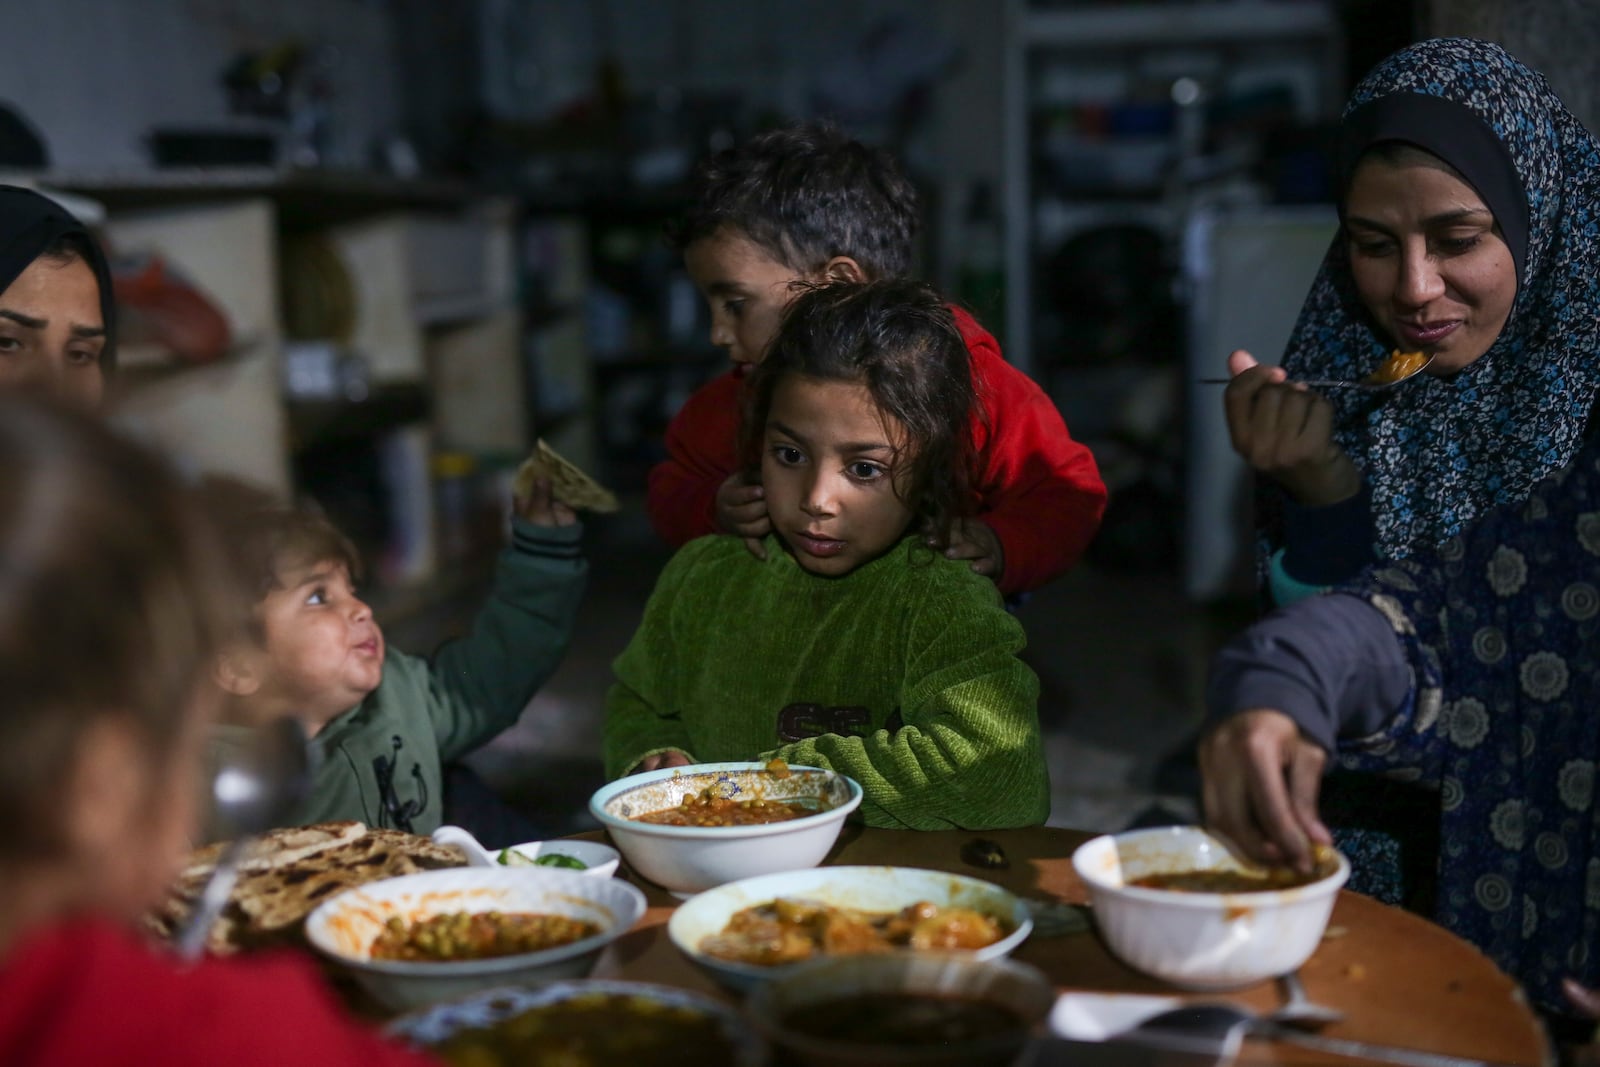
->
[1338, 418, 1600, 1014]
[1269, 37, 1600, 562]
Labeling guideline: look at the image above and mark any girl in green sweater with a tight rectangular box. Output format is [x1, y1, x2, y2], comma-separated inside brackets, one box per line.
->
[604, 280, 1049, 830]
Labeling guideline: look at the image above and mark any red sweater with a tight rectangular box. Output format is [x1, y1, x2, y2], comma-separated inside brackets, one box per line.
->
[0, 919, 439, 1067]
[647, 306, 1106, 596]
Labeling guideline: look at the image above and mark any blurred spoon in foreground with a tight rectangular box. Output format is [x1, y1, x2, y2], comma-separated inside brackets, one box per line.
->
[175, 717, 311, 960]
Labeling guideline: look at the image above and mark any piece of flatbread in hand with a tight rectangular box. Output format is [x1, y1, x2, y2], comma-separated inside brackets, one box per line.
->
[514, 438, 618, 513]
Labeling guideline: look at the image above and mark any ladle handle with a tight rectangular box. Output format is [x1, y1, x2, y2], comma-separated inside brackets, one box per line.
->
[1259, 1021, 1517, 1067]
[175, 836, 250, 960]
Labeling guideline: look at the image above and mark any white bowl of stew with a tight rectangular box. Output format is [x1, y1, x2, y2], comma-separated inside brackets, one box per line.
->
[588, 762, 863, 896]
[303, 866, 647, 1011]
[1070, 825, 1349, 990]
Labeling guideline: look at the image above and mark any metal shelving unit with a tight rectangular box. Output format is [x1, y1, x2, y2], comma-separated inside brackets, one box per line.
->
[1001, 0, 1343, 375]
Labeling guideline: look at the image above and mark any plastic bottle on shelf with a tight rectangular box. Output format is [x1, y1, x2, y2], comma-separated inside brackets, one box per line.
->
[432, 451, 478, 564]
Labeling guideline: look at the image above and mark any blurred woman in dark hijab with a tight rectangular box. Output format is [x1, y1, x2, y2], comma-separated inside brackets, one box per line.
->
[0, 185, 115, 409]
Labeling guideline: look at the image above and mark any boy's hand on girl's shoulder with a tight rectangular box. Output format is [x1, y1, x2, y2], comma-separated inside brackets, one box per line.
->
[515, 476, 578, 528]
[937, 519, 1005, 581]
[636, 749, 694, 773]
[715, 472, 770, 559]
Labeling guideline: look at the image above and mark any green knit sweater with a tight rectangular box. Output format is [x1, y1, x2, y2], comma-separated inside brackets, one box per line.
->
[604, 535, 1048, 830]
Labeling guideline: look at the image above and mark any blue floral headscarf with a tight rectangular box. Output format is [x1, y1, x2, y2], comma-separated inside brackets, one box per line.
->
[1277, 37, 1600, 559]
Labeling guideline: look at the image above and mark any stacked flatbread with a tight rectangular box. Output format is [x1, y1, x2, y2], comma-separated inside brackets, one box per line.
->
[148, 821, 467, 956]
[514, 438, 618, 513]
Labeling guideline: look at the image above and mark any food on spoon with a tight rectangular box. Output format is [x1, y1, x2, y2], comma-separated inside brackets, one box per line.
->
[1368, 349, 1428, 384]
[369, 910, 600, 962]
[699, 898, 1009, 966]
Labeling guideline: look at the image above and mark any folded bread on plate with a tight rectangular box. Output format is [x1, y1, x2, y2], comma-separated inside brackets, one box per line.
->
[147, 821, 467, 956]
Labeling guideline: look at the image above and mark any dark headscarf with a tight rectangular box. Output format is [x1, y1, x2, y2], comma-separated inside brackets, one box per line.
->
[1275, 38, 1600, 559]
[0, 185, 116, 373]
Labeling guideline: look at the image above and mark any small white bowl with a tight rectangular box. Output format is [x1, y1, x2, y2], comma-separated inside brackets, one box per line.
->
[668, 865, 1033, 993]
[1070, 825, 1349, 990]
[303, 866, 647, 1011]
[589, 762, 863, 896]
[496, 838, 621, 878]
[432, 824, 621, 878]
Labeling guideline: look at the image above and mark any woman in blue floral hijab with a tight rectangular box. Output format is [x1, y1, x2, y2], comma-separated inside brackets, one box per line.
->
[1203, 38, 1600, 1021]
[1225, 36, 1600, 602]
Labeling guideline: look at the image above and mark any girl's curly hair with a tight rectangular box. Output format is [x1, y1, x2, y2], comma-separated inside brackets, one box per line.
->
[738, 279, 977, 548]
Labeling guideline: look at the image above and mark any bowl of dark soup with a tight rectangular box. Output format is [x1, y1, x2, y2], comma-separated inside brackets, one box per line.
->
[743, 952, 1054, 1067]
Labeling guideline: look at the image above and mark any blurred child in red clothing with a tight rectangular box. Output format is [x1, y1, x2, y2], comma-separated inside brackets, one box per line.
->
[0, 396, 435, 1067]
[649, 122, 1105, 597]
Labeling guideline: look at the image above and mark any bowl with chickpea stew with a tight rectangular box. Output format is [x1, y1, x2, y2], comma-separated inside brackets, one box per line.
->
[1070, 825, 1349, 990]
[589, 761, 863, 896]
[303, 865, 647, 1011]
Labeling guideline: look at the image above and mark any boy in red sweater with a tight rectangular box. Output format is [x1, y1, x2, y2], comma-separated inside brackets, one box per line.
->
[649, 122, 1105, 597]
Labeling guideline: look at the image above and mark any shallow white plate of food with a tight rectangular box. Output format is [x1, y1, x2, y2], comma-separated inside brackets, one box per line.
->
[667, 864, 1032, 993]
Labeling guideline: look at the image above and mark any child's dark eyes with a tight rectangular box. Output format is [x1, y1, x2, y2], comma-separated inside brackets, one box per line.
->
[770, 445, 804, 466]
[722, 299, 746, 318]
[847, 461, 887, 481]
[305, 586, 328, 606]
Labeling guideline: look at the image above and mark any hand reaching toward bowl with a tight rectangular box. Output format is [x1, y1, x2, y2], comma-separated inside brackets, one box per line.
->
[1198, 708, 1332, 874]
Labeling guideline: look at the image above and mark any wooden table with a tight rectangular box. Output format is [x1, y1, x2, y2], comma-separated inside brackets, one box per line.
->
[585, 824, 1550, 1066]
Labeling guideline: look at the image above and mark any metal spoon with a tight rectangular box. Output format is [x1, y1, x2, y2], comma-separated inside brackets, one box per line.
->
[1272, 969, 1344, 1028]
[1198, 353, 1436, 392]
[174, 718, 311, 959]
[1122, 1003, 1523, 1067]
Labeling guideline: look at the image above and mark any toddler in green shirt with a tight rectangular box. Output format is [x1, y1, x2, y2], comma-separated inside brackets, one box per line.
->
[209, 477, 586, 839]
[604, 280, 1049, 830]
